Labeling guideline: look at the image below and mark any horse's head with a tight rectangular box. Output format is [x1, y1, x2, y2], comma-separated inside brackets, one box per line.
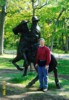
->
[13, 20, 29, 35]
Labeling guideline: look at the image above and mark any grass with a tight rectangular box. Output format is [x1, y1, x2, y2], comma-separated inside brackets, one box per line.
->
[0, 56, 69, 99]
[57, 59, 69, 74]
[53, 49, 69, 54]
[9, 72, 37, 85]
[0, 57, 69, 74]
[0, 57, 24, 69]
[0, 57, 69, 85]
[0, 58, 14, 69]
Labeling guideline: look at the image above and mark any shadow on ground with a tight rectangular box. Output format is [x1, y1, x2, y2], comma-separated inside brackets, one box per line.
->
[0, 69, 69, 100]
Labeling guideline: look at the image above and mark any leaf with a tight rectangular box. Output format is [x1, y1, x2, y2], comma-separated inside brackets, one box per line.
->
[0, 0, 5, 6]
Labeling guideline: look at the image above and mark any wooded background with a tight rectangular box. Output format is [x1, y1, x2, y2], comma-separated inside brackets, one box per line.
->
[0, 0, 69, 55]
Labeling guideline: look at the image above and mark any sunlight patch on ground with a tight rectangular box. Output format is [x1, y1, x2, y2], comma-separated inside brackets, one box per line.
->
[0, 54, 16, 59]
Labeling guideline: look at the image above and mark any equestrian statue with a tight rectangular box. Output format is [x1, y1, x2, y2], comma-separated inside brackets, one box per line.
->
[12, 16, 61, 89]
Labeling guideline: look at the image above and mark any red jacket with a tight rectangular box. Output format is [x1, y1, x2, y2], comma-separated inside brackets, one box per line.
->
[36, 46, 51, 65]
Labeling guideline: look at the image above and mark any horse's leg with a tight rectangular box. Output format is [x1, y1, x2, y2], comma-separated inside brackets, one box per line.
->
[12, 56, 23, 71]
[49, 54, 61, 89]
[53, 67, 61, 89]
[26, 75, 38, 88]
[22, 60, 29, 76]
[26, 63, 38, 87]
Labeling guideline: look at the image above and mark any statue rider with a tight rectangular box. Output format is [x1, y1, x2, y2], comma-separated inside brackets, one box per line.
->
[27, 16, 41, 65]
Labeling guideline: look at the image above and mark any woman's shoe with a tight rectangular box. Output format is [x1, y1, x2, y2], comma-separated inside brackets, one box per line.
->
[43, 88, 47, 92]
[37, 88, 43, 91]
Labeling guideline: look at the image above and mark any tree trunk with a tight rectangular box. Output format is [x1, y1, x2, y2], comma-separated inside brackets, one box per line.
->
[65, 35, 68, 53]
[0, 1, 6, 55]
[51, 33, 54, 51]
[61, 32, 65, 50]
[68, 37, 69, 50]
[31, 0, 36, 17]
[50, 28, 56, 51]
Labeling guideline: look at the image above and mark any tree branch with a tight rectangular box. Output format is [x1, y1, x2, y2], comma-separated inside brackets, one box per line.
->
[36, 0, 49, 9]
[57, 7, 66, 21]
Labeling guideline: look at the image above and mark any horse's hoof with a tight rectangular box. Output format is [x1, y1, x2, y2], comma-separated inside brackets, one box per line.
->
[18, 68, 23, 71]
[22, 74, 27, 77]
[56, 84, 61, 89]
[26, 83, 31, 88]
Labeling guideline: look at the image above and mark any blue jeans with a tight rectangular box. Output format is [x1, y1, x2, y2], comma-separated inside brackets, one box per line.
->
[38, 66, 48, 89]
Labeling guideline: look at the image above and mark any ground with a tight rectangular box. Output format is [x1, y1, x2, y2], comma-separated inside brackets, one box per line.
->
[0, 54, 69, 100]
[0, 69, 69, 100]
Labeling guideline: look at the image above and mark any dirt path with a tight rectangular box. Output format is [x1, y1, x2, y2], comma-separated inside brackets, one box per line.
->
[0, 53, 69, 60]
[0, 69, 69, 100]
[0, 53, 69, 100]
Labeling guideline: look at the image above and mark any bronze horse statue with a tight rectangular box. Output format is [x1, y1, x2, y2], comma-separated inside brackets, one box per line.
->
[12, 16, 61, 89]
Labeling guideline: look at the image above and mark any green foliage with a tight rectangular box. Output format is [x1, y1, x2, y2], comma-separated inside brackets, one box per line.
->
[4, 0, 32, 49]
[0, 0, 5, 6]
[4, 0, 69, 51]
[53, 49, 69, 54]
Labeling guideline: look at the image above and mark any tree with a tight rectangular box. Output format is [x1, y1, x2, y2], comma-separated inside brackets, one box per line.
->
[50, 7, 66, 51]
[0, 0, 6, 55]
[3, 0, 69, 52]
[31, 0, 50, 16]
